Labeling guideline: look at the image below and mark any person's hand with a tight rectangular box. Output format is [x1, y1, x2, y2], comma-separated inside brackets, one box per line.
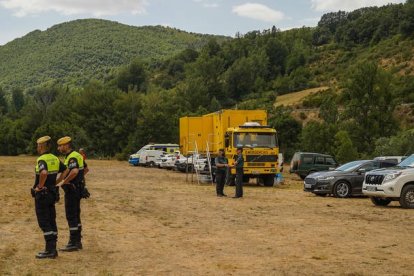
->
[34, 186, 45, 192]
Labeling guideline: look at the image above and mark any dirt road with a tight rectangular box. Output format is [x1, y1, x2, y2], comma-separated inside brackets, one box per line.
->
[0, 156, 413, 275]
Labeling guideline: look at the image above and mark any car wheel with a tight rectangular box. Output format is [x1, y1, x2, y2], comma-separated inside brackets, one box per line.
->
[333, 181, 351, 198]
[370, 197, 391, 206]
[148, 161, 155, 167]
[400, 184, 414, 209]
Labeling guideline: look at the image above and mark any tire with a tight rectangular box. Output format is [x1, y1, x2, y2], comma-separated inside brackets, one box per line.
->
[333, 181, 351, 198]
[299, 174, 306, 180]
[186, 164, 194, 173]
[263, 175, 274, 187]
[370, 197, 391, 206]
[148, 161, 155, 167]
[400, 184, 414, 209]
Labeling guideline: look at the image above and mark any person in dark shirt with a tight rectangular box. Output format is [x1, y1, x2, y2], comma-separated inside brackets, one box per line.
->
[214, 149, 229, 197]
[33, 136, 66, 259]
[233, 147, 244, 198]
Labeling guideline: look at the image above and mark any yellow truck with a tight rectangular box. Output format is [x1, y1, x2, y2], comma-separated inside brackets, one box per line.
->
[180, 109, 279, 186]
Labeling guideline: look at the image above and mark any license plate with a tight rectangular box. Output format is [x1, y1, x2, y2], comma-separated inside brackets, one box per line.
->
[367, 186, 376, 191]
[304, 184, 312, 189]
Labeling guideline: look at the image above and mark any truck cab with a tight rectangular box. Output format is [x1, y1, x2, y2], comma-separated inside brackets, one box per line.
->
[225, 122, 279, 186]
[363, 154, 414, 208]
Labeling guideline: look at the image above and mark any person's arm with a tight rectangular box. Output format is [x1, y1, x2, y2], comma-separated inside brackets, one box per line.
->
[35, 161, 48, 191]
[56, 161, 67, 185]
[62, 158, 79, 185]
[215, 157, 227, 168]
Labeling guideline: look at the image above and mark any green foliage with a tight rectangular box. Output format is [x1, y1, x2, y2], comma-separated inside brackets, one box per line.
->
[116, 59, 148, 92]
[0, 19, 228, 89]
[334, 130, 359, 163]
[373, 129, 414, 156]
[0, 87, 7, 115]
[300, 121, 336, 155]
[342, 62, 397, 153]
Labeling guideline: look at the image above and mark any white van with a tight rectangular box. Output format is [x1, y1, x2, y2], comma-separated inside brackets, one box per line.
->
[139, 150, 167, 167]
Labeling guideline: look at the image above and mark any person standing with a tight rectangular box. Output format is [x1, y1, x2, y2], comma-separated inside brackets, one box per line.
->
[233, 147, 244, 198]
[57, 136, 86, 252]
[32, 136, 66, 259]
[214, 149, 229, 197]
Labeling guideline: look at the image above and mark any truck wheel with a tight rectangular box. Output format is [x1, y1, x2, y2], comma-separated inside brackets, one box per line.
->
[370, 197, 391, 206]
[263, 175, 274, 187]
[333, 181, 351, 198]
[400, 184, 414, 209]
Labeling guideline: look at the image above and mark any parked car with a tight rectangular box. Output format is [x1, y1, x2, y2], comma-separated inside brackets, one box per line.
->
[374, 156, 407, 164]
[175, 154, 206, 173]
[363, 154, 414, 208]
[304, 159, 396, 198]
[139, 150, 166, 167]
[290, 152, 338, 179]
[160, 151, 185, 169]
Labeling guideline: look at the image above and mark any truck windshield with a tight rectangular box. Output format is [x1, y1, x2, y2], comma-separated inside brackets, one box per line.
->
[233, 133, 277, 148]
[397, 154, 414, 167]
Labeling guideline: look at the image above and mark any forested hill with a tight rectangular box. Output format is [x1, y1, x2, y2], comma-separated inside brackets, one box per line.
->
[0, 19, 228, 89]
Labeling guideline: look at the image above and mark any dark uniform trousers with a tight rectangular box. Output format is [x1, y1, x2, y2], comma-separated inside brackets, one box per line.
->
[63, 184, 81, 243]
[235, 168, 244, 197]
[215, 170, 226, 195]
[35, 186, 58, 250]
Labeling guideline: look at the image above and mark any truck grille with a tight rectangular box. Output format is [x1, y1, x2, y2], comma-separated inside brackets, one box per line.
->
[246, 162, 265, 167]
[305, 178, 316, 185]
[246, 155, 277, 162]
[365, 175, 384, 185]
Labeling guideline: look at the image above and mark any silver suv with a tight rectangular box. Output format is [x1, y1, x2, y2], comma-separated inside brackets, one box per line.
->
[362, 154, 414, 208]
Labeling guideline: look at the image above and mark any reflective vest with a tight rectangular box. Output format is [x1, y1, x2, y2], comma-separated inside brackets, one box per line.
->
[36, 153, 60, 175]
[64, 151, 84, 170]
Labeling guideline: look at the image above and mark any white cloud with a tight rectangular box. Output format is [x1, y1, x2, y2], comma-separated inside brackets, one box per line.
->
[311, 0, 405, 12]
[232, 3, 285, 23]
[0, 0, 148, 17]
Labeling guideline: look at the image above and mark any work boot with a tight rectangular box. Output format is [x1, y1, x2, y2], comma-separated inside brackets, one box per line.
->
[36, 240, 58, 259]
[59, 241, 79, 252]
[76, 240, 83, 250]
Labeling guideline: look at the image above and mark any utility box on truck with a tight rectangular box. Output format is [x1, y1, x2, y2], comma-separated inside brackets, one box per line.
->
[180, 109, 279, 186]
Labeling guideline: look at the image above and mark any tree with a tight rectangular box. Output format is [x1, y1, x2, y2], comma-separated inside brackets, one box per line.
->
[300, 121, 336, 155]
[11, 88, 24, 113]
[342, 62, 397, 154]
[0, 87, 8, 115]
[334, 130, 359, 163]
[116, 59, 148, 92]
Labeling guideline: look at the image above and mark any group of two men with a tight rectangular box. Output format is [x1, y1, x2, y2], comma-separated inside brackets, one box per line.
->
[215, 147, 244, 198]
[33, 135, 88, 259]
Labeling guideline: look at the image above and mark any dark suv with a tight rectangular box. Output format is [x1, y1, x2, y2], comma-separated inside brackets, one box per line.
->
[290, 152, 338, 179]
[304, 160, 396, 198]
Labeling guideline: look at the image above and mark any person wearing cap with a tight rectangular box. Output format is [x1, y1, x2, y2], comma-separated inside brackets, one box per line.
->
[215, 149, 229, 197]
[57, 136, 87, 251]
[233, 147, 244, 198]
[33, 136, 66, 259]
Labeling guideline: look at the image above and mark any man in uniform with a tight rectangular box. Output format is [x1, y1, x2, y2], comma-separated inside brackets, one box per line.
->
[214, 149, 229, 197]
[233, 147, 244, 198]
[32, 136, 66, 259]
[57, 136, 87, 252]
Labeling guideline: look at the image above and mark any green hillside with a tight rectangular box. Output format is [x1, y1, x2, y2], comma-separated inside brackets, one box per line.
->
[0, 19, 228, 88]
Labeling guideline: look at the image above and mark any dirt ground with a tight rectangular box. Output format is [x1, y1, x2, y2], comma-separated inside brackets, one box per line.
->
[1, 156, 413, 275]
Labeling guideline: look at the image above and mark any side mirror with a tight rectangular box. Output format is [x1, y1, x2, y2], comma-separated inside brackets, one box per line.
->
[357, 168, 366, 174]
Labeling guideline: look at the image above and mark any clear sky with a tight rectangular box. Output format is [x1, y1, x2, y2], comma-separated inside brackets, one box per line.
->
[0, 0, 406, 45]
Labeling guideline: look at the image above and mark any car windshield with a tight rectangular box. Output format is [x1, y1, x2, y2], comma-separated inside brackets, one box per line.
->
[335, 160, 367, 172]
[233, 132, 277, 148]
[397, 155, 414, 167]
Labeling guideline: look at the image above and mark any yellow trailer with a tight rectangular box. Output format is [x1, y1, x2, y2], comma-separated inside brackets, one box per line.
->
[180, 110, 279, 186]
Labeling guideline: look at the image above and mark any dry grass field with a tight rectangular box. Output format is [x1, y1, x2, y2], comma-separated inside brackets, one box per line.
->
[1, 156, 413, 275]
[275, 87, 329, 107]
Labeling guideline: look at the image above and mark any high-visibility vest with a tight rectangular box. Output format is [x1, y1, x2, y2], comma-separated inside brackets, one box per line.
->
[36, 153, 60, 175]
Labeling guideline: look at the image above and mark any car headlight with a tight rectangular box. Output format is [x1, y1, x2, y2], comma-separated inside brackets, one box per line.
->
[383, 172, 402, 183]
[318, 176, 335, 181]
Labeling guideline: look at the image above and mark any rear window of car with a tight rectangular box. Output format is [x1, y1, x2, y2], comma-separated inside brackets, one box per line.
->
[302, 155, 314, 164]
[325, 157, 336, 165]
[315, 156, 324, 164]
